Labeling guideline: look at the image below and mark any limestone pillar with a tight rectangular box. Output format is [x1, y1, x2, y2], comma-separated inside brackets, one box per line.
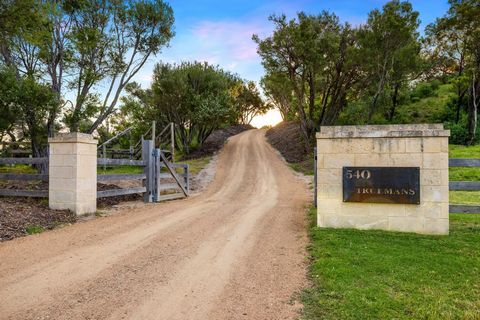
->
[48, 133, 98, 215]
[316, 124, 450, 235]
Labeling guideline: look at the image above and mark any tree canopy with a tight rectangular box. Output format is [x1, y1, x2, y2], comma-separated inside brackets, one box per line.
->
[120, 61, 268, 153]
[254, 0, 479, 146]
[0, 0, 174, 154]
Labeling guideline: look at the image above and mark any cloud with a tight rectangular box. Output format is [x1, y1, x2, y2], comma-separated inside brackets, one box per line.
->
[150, 16, 271, 84]
[190, 19, 267, 63]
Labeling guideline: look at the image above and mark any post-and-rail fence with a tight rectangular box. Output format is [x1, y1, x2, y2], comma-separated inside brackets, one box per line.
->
[0, 157, 49, 197]
[0, 137, 188, 203]
[313, 150, 480, 214]
[97, 121, 175, 163]
[448, 158, 480, 214]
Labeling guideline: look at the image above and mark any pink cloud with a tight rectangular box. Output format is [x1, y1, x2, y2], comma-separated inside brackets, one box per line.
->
[191, 19, 270, 62]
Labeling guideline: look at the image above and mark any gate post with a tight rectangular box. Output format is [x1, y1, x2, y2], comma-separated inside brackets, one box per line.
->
[48, 133, 97, 215]
[142, 140, 154, 203]
[153, 148, 161, 202]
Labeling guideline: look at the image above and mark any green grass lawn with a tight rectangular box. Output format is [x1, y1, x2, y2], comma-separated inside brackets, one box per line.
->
[0, 164, 36, 174]
[450, 144, 480, 158]
[180, 156, 212, 175]
[289, 154, 315, 176]
[301, 208, 480, 320]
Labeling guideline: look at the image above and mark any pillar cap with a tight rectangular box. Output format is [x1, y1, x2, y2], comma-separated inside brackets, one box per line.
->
[48, 132, 98, 144]
[316, 124, 450, 139]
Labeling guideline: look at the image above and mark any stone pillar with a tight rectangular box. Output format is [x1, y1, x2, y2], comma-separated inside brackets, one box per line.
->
[316, 124, 450, 235]
[48, 133, 98, 215]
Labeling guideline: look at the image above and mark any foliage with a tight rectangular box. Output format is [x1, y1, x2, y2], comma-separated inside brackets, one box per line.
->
[0, 67, 57, 157]
[256, 0, 480, 147]
[25, 225, 44, 235]
[254, 1, 422, 148]
[254, 12, 362, 148]
[232, 81, 270, 125]
[302, 206, 480, 319]
[358, 0, 422, 121]
[121, 61, 268, 153]
[0, 0, 175, 150]
[425, 0, 480, 144]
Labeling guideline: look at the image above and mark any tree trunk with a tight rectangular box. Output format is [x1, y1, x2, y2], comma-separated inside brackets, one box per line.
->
[389, 83, 400, 121]
[308, 71, 315, 122]
[468, 74, 478, 145]
[369, 59, 388, 121]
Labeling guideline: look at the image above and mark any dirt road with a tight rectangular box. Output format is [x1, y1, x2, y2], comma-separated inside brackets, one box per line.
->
[0, 129, 310, 320]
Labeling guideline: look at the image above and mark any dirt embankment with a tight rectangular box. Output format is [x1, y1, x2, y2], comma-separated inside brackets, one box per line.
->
[265, 121, 313, 163]
[265, 121, 309, 163]
[184, 124, 253, 159]
[265, 121, 316, 176]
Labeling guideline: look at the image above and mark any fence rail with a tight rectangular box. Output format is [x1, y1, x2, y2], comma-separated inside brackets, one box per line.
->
[0, 157, 48, 165]
[0, 156, 49, 198]
[449, 181, 480, 191]
[97, 173, 146, 182]
[449, 158, 480, 214]
[97, 187, 146, 198]
[97, 158, 145, 166]
[0, 189, 48, 197]
[449, 205, 480, 214]
[449, 158, 480, 167]
[96, 153, 147, 199]
[0, 173, 49, 181]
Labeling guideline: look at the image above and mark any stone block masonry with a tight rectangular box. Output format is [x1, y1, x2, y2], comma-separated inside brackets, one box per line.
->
[49, 133, 98, 215]
[316, 124, 450, 235]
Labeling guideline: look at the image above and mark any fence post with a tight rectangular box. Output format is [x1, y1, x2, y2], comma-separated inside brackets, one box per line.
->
[142, 140, 154, 203]
[152, 121, 156, 148]
[314, 147, 317, 208]
[184, 164, 189, 194]
[170, 122, 175, 162]
[102, 144, 107, 172]
[154, 148, 161, 202]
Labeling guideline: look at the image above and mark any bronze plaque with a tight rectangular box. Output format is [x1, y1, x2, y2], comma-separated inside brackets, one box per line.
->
[343, 167, 420, 204]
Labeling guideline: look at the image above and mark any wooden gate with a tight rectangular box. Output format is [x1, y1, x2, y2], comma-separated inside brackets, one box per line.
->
[97, 140, 188, 203]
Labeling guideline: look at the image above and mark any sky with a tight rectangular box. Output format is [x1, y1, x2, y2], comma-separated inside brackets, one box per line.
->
[132, 0, 451, 128]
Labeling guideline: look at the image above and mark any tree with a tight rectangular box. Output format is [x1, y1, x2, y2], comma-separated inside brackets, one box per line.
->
[85, 0, 175, 134]
[232, 81, 270, 124]
[427, 0, 480, 144]
[122, 62, 245, 154]
[0, 0, 175, 151]
[0, 68, 20, 141]
[0, 67, 57, 170]
[261, 72, 294, 121]
[254, 12, 362, 147]
[357, 0, 421, 121]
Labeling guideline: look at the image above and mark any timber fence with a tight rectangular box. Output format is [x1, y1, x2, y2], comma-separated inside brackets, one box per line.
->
[448, 158, 480, 213]
[313, 153, 480, 214]
[0, 157, 49, 198]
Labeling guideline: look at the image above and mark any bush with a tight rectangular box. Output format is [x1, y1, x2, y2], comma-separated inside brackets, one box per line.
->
[446, 121, 480, 145]
[411, 82, 438, 100]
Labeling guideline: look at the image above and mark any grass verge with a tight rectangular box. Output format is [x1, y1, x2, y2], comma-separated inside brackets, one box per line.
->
[301, 206, 480, 319]
[289, 154, 315, 176]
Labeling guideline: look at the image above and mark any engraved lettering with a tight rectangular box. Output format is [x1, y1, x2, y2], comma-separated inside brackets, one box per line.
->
[343, 167, 420, 204]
